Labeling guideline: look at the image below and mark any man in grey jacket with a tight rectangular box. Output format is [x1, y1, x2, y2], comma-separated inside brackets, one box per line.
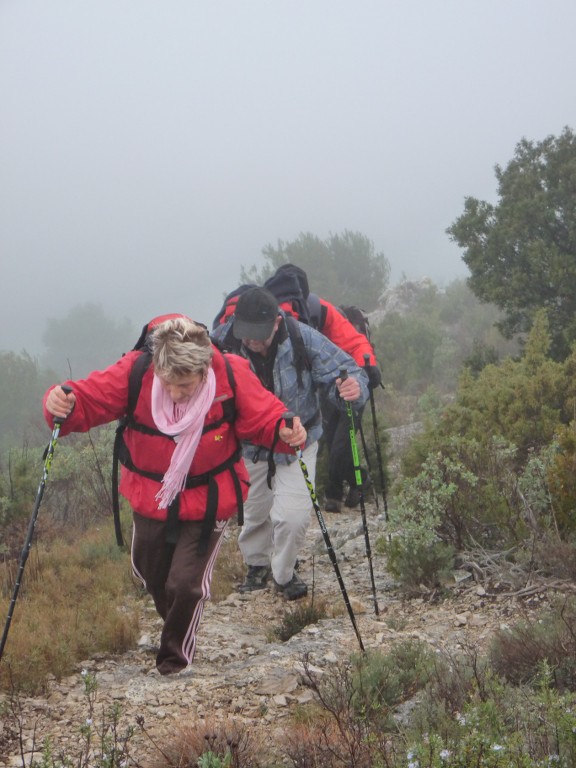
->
[211, 287, 368, 600]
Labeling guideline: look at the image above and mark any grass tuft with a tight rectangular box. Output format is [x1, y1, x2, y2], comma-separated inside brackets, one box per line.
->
[271, 598, 330, 642]
[0, 527, 139, 694]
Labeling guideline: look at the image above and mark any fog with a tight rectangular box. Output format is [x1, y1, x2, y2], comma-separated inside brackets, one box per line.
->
[2, 0, 575, 356]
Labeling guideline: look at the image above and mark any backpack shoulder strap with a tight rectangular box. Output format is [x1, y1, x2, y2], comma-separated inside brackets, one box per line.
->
[127, 348, 153, 416]
[306, 293, 325, 330]
[216, 351, 237, 426]
[284, 314, 311, 387]
[111, 348, 153, 548]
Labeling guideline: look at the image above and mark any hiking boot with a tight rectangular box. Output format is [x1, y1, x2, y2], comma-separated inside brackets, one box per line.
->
[149, 665, 194, 678]
[344, 487, 360, 508]
[274, 572, 308, 601]
[345, 477, 373, 508]
[325, 497, 342, 513]
[238, 565, 271, 593]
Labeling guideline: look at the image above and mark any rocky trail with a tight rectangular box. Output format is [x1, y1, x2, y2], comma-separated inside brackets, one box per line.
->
[0, 498, 550, 767]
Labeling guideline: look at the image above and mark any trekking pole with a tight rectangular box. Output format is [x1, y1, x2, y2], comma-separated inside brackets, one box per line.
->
[358, 419, 379, 512]
[0, 386, 72, 663]
[340, 370, 380, 616]
[364, 354, 388, 519]
[284, 413, 365, 652]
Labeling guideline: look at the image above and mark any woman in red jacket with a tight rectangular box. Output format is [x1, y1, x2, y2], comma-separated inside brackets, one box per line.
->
[43, 315, 306, 676]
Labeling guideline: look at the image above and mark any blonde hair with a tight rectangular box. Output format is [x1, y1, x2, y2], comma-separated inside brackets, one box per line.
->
[151, 317, 213, 381]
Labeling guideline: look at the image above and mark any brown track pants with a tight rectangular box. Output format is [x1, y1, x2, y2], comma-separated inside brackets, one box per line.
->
[131, 513, 228, 675]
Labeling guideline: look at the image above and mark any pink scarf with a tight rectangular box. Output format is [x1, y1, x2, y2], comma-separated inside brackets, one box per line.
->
[151, 368, 216, 509]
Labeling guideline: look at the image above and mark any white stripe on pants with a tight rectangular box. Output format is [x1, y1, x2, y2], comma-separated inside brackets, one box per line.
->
[239, 441, 318, 586]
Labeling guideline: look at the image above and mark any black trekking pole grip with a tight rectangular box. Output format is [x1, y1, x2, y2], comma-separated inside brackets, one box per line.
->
[364, 353, 384, 388]
[363, 353, 371, 380]
[0, 384, 73, 663]
[53, 385, 73, 425]
[282, 412, 298, 452]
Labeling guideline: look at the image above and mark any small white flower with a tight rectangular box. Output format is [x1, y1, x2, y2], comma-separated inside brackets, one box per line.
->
[85, 718, 93, 726]
[548, 756, 560, 763]
[408, 762, 419, 768]
[440, 749, 451, 760]
[456, 712, 466, 725]
[492, 744, 504, 752]
[81, 669, 88, 677]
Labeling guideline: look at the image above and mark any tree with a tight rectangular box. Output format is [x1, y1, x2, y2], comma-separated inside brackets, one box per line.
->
[370, 278, 517, 394]
[447, 126, 576, 361]
[241, 230, 390, 311]
[41, 303, 137, 378]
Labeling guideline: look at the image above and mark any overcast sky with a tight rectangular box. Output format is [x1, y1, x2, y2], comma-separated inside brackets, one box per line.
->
[2, 0, 575, 356]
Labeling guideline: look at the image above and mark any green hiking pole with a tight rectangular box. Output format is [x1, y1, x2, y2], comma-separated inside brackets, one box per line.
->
[358, 419, 379, 512]
[0, 386, 73, 663]
[340, 370, 380, 616]
[284, 413, 365, 652]
[364, 354, 388, 519]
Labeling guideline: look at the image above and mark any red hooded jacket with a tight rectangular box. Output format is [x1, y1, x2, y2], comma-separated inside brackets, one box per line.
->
[43, 347, 291, 523]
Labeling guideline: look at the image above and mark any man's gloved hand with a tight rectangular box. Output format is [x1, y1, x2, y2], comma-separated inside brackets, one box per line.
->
[365, 365, 382, 390]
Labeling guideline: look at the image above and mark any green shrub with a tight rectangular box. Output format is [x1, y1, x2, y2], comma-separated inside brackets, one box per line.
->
[385, 536, 455, 592]
[407, 662, 576, 768]
[546, 422, 576, 535]
[349, 641, 435, 726]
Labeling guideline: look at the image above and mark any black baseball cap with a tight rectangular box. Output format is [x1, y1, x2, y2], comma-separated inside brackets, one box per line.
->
[233, 287, 279, 341]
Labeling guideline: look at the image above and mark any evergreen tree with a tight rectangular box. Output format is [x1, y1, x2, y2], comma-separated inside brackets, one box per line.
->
[447, 127, 576, 360]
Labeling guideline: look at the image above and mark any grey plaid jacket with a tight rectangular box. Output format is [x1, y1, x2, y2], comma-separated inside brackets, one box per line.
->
[212, 311, 369, 465]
